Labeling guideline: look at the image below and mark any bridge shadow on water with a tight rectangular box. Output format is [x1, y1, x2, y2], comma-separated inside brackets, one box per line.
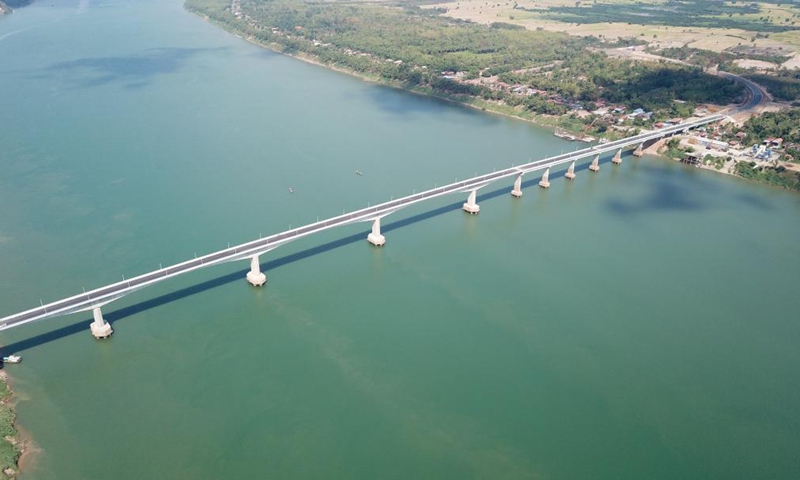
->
[0, 160, 607, 355]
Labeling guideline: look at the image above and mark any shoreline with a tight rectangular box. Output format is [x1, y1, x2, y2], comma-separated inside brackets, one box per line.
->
[0, 370, 23, 479]
[187, 7, 798, 192]
[194, 12, 569, 133]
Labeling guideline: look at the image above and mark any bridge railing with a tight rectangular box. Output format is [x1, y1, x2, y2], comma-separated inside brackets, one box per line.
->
[0, 114, 724, 331]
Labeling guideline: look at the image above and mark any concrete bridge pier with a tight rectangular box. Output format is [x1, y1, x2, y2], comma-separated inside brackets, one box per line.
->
[589, 155, 600, 172]
[511, 173, 524, 197]
[565, 161, 576, 180]
[90, 307, 113, 339]
[633, 142, 645, 157]
[539, 168, 551, 188]
[612, 148, 623, 164]
[246, 255, 267, 286]
[462, 189, 480, 214]
[367, 217, 386, 246]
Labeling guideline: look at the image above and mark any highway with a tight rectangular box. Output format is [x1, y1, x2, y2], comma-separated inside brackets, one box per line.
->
[719, 71, 767, 111]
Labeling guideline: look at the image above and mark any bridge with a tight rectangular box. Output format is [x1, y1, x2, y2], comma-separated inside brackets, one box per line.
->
[0, 114, 725, 339]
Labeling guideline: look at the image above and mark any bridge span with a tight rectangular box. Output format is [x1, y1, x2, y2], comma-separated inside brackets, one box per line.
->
[0, 115, 724, 338]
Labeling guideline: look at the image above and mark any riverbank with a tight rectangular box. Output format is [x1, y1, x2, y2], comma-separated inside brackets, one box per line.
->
[0, 371, 21, 479]
[191, 14, 552, 131]
[186, 2, 798, 191]
[186, 8, 627, 140]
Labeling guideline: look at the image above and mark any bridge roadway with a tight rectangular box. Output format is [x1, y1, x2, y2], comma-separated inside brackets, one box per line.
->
[0, 114, 724, 334]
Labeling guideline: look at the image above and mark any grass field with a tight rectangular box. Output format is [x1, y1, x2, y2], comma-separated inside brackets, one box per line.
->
[424, 0, 800, 60]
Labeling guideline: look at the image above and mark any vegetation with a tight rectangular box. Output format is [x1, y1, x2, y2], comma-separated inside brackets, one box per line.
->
[745, 72, 800, 101]
[0, 376, 20, 479]
[648, 45, 791, 70]
[186, 0, 744, 127]
[497, 52, 742, 114]
[187, 0, 799, 192]
[664, 137, 693, 159]
[537, 0, 799, 33]
[735, 160, 800, 190]
[702, 153, 726, 170]
[189, 0, 594, 77]
[738, 108, 800, 158]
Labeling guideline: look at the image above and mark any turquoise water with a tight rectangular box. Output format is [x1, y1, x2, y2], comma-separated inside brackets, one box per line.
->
[1, 1, 799, 479]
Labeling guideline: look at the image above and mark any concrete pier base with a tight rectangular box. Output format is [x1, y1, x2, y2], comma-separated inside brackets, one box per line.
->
[589, 155, 600, 172]
[462, 190, 480, 214]
[565, 161, 576, 180]
[538, 167, 551, 188]
[612, 148, 622, 165]
[633, 142, 644, 157]
[90, 307, 113, 339]
[367, 218, 386, 246]
[511, 174, 523, 197]
[246, 256, 267, 286]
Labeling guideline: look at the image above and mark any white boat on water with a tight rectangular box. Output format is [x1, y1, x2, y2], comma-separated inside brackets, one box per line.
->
[2, 355, 21, 364]
[355, 170, 363, 176]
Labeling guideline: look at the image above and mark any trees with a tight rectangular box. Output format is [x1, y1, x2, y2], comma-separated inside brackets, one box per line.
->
[740, 109, 800, 146]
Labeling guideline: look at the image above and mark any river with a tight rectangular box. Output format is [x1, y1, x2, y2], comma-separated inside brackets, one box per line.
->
[1, 1, 799, 479]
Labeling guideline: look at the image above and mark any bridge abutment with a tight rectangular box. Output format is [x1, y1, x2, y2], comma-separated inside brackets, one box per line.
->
[565, 161, 576, 180]
[90, 307, 113, 339]
[511, 174, 523, 197]
[246, 255, 267, 286]
[539, 168, 551, 188]
[589, 155, 600, 172]
[367, 218, 386, 246]
[462, 190, 480, 214]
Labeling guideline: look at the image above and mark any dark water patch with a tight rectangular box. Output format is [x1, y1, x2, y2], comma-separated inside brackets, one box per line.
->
[365, 83, 502, 126]
[45, 47, 222, 88]
[604, 173, 704, 216]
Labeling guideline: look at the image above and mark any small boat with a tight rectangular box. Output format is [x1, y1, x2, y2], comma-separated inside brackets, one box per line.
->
[288, 187, 294, 193]
[355, 170, 363, 176]
[2, 355, 21, 364]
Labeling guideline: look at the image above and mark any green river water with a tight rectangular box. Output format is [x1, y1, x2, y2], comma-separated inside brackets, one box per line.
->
[1, 1, 799, 479]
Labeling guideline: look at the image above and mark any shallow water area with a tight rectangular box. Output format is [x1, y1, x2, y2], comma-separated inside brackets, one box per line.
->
[1, 1, 799, 479]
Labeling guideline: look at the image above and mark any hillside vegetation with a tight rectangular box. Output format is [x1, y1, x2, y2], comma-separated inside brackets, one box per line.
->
[540, 0, 800, 33]
[186, 0, 743, 124]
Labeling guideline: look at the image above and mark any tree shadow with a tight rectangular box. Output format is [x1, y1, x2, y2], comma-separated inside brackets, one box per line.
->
[364, 83, 503, 126]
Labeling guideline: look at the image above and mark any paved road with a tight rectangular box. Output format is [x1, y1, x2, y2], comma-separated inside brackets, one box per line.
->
[718, 71, 767, 111]
[0, 115, 724, 332]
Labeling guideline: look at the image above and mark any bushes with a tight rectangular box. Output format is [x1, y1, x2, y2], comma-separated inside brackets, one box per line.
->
[735, 161, 800, 190]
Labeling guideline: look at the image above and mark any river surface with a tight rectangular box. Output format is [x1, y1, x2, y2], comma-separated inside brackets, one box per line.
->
[1, 1, 799, 479]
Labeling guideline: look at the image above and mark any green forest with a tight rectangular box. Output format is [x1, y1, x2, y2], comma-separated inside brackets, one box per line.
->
[539, 0, 799, 33]
[496, 52, 742, 115]
[739, 108, 800, 147]
[186, 0, 744, 123]
[745, 72, 800, 101]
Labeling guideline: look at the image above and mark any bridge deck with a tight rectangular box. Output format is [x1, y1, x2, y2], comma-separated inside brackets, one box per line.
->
[0, 115, 724, 331]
